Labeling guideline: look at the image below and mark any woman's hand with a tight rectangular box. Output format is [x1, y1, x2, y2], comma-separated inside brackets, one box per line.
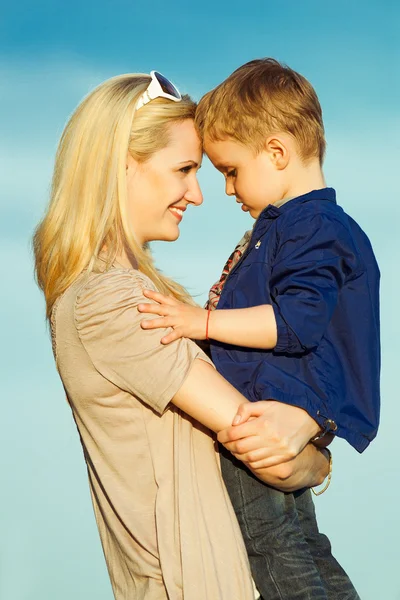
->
[217, 400, 321, 469]
[138, 289, 208, 344]
[248, 445, 330, 492]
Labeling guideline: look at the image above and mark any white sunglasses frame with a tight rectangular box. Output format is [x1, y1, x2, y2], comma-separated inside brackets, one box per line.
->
[135, 71, 182, 111]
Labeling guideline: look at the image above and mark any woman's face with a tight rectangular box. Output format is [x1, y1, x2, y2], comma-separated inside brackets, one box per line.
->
[126, 119, 203, 245]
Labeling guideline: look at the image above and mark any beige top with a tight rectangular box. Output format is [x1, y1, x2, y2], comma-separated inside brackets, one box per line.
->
[51, 263, 254, 600]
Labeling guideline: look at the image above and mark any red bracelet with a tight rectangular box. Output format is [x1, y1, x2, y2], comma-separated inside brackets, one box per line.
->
[206, 308, 211, 340]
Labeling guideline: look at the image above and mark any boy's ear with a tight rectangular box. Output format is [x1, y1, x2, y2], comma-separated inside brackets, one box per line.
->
[265, 135, 289, 170]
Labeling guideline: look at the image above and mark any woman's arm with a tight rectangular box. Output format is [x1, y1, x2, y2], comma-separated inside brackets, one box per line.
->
[171, 358, 329, 491]
[250, 445, 330, 492]
[77, 272, 326, 491]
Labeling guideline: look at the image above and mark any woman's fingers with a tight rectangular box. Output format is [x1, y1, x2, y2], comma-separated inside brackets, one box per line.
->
[222, 435, 265, 457]
[217, 420, 260, 444]
[246, 456, 285, 470]
[234, 446, 272, 464]
[234, 452, 289, 470]
[232, 401, 270, 425]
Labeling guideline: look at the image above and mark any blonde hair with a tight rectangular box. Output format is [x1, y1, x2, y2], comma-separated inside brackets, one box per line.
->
[33, 74, 197, 318]
[195, 58, 326, 164]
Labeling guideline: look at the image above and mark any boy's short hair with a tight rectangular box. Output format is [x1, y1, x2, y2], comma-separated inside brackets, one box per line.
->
[196, 58, 326, 164]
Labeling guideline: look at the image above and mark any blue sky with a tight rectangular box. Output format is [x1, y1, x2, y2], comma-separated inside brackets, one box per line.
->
[1, 1, 399, 599]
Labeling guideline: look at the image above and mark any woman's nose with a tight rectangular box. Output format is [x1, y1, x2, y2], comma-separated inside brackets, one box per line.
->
[185, 179, 203, 206]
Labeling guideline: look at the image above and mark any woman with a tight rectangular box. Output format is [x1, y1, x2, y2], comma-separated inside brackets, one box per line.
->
[33, 71, 329, 600]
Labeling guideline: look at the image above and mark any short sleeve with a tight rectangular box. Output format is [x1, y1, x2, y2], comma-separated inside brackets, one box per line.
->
[270, 212, 360, 354]
[75, 269, 213, 415]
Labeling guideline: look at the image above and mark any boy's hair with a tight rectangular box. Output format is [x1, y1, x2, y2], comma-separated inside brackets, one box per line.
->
[196, 58, 326, 164]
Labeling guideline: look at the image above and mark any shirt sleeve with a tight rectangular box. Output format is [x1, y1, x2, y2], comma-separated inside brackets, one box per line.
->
[270, 211, 360, 354]
[75, 269, 213, 415]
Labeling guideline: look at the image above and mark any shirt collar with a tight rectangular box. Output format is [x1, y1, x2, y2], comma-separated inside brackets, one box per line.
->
[259, 187, 336, 220]
[272, 196, 293, 209]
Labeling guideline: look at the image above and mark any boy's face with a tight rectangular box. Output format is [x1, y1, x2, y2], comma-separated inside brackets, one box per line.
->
[204, 136, 286, 219]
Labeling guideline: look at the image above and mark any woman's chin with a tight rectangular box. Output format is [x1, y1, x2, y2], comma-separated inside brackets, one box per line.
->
[168, 230, 180, 242]
[157, 228, 181, 243]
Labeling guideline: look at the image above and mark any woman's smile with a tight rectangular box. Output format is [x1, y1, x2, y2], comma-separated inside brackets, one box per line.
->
[169, 204, 186, 222]
[126, 120, 202, 244]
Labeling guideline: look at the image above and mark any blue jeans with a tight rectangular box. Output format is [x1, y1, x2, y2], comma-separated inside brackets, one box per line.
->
[220, 447, 361, 600]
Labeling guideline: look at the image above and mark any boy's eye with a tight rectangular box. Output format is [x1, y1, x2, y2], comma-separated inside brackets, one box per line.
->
[227, 168, 237, 178]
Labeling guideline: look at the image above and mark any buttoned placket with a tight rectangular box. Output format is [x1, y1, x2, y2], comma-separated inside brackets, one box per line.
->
[220, 208, 281, 291]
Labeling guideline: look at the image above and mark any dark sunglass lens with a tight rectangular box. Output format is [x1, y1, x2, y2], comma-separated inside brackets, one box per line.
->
[154, 72, 180, 98]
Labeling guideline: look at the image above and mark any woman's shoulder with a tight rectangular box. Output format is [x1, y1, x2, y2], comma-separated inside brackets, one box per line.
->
[52, 266, 157, 346]
[81, 266, 156, 298]
[75, 266, 156, 325]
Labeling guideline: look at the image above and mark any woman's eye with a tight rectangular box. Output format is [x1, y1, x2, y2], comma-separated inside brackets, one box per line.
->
[180, 165, 192, 174]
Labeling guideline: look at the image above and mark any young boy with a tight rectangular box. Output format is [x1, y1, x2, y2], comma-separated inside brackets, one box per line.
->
[139, 58, 380, 599]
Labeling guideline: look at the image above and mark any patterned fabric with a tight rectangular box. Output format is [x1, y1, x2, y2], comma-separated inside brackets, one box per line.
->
[206, 229, 253, 310]
[206, 200, 294, 311]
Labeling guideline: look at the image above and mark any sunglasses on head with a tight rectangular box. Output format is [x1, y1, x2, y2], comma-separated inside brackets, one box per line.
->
[135, 71, 182, 110]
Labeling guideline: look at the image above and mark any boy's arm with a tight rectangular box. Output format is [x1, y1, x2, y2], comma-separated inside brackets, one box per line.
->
[138, 294, 277, 348]
[269, 211, 359, 355]
[138, 214, 358, 351]
[208, 305, 278, 348]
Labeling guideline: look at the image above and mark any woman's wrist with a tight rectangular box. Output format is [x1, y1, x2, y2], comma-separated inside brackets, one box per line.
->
[307, 446, 331, 488]
[311, 447, 332, 496]
[311, 432, 335, 448]
[296, 444, 330, 490]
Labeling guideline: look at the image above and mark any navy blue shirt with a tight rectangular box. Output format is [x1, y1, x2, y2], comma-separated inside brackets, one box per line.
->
[211, 188, 380, 452]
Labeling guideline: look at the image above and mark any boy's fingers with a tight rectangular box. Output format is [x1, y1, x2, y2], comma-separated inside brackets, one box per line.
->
[161, 326, 186, 344]
[138, 303, 168, 315]
[143, 289, 177, 305]
[232, 402, 268, 425]
[161, 332, 180, 344]
[141, 317, 169, 330]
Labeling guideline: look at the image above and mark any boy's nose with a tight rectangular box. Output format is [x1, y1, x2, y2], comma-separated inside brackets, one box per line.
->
[225, 180, 235, 196]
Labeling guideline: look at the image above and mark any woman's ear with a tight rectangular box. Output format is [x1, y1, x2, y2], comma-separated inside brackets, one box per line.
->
[265, 135, 290, 170]
[126, 153, 139, 174]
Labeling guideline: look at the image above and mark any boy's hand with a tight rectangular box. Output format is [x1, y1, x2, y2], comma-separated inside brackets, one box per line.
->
[138, 290, 208, 344]
[217, 400, 321, 469]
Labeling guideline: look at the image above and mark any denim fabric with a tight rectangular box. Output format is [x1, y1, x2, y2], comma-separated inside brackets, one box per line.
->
[220, 448, 361, 600]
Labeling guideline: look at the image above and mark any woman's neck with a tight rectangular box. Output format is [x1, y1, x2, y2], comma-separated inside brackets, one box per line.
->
[116, 250, 138, 270]
[108, 244, 139, 270]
